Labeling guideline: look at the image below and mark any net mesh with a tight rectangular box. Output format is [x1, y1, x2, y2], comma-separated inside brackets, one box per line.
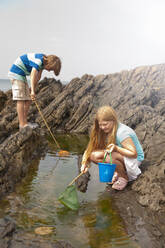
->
[58, 185, 79, 210]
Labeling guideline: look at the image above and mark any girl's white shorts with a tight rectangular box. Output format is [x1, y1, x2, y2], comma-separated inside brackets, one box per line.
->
[124, 157, 142, 181]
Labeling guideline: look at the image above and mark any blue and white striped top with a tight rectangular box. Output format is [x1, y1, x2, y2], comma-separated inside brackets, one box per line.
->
[8, 53, 44, 82]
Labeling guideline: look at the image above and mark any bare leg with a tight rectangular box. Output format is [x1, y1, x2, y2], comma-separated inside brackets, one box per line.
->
[17, 100, 28, 128]
[24, 100, 31, 123]
[90, 150, 128, 180]
[112, 159, 128, 180]
[105, 151, 128, 180]
[90, 150, 105, 163]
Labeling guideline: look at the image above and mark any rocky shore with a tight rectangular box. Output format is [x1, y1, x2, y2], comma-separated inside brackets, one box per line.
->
[0, 63, 165, 247]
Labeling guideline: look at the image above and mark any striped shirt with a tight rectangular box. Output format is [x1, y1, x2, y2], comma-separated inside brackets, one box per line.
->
[8, 53, 44, 82]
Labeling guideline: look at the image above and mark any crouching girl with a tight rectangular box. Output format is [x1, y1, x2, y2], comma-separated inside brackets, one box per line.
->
[81, 105, 144, 190]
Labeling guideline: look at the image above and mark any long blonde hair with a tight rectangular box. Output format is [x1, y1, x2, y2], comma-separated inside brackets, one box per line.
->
[84, 105, 118, 164]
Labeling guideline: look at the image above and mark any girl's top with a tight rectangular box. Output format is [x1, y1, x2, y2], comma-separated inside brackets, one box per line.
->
[8, 53, 44, 82]
[116, 123, 144, 161]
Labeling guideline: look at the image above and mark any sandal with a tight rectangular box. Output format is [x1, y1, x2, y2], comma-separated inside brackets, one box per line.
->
[112, 177, 128, 190]
[107, 172, 118, 185]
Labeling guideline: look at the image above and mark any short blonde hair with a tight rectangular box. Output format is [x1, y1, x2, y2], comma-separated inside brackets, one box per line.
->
[44, 55, 61, 76]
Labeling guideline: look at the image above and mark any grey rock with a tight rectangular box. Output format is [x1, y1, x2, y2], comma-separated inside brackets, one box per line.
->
[0, 65, 165, 212]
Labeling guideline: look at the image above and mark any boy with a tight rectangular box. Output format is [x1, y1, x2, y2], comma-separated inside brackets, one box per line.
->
[8, 53, 61, 129]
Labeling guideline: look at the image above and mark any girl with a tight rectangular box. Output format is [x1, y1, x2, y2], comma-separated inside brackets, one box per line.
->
[81, 105, 144, 190]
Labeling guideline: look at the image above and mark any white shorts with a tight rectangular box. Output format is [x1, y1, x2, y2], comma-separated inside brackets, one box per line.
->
[124, 157, 142, 181]
[11, 79, 31, 101]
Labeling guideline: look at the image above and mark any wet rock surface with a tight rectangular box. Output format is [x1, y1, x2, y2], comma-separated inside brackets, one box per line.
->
[0, 127, 47, 198]
[106, 185, 165, 248]
[0, 64, 165, 246]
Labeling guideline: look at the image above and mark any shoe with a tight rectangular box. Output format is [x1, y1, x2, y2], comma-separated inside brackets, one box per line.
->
[19, 123, 38, 131]
[112, 177, 128, 190]
[19, 124, 30, 130]
[28, 122, 39, 129]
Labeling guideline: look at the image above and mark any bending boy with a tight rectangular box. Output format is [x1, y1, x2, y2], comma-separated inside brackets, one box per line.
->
[8, 53, 61, 129]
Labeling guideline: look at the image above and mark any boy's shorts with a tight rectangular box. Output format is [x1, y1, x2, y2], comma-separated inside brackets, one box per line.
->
[123, 157, 142, 181]
[11, 79, 31, 101]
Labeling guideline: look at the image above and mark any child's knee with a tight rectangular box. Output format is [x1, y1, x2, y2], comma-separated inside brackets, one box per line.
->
[90, 151, 103, 162]
[90, 152, 97, 161]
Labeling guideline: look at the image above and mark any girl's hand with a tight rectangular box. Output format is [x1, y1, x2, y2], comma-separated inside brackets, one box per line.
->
[106, 144, 115, 153]
[81, 164, 88, 173]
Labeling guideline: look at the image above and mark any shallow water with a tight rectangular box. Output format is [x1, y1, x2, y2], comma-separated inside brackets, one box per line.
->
[0, 78, 11, 91]
[0, 134, 140, 248]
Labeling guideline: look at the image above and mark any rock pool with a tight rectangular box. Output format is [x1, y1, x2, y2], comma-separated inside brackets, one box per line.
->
[0, 134, 140, 248]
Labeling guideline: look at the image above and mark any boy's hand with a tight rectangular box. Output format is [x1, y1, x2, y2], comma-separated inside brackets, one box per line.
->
[31, 92, 36, 101]
[81, 164, 88, 173]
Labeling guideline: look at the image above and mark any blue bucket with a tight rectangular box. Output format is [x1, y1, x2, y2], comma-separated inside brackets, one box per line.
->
[98, 163, 116, 183]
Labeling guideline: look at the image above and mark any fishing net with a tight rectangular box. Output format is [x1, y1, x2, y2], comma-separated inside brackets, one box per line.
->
[58, 185, 79, 211]
[58, 150, 70, 156]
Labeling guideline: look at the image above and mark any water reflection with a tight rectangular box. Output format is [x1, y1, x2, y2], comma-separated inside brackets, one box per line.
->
[81, 196, 130, 248]
[0, 134, 140, 248]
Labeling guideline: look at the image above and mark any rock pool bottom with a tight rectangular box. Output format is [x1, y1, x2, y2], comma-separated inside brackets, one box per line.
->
[0, 138, 141, 248]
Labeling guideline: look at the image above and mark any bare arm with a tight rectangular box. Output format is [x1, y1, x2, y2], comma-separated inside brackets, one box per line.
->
[30, 68, 42, 100]
[37, 69, 43, 81]
[81, 150, 90, 173]
[107, 137, 137, 158]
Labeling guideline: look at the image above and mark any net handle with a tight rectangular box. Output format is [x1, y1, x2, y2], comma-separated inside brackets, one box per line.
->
[34, 99, 61, 149]
[68, 171, 84, 186]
